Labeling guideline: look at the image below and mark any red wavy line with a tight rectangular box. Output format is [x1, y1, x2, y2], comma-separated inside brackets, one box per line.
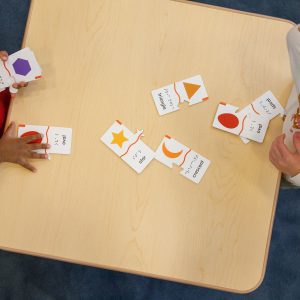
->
[238, 115, 247, 135]
[120, 132, 143, 158]
[251, 104, 260, 115]
[179, 149, 191, 167]
[173, 82, 181, 102]
[45, 126, 50, 155]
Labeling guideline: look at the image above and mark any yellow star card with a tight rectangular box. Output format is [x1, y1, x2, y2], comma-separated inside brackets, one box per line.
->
[101, 120, 155, 174]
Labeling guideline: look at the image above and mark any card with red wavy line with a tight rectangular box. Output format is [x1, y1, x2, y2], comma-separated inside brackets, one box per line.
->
[239, 91, 284, 121]
[238, 91, 284, 143]
[18, 124, 72, 154]
[101, 120, 155, 174]
[0, 48, 42, 89]
[155, 135, 210, 184]
[212, 102, 269, 143]
[151, 75, 208, 116]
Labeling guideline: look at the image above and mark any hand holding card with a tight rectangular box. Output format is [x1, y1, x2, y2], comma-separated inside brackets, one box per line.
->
[0, 48, 42, 91]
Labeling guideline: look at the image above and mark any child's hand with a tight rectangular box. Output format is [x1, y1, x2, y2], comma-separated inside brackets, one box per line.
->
[0, 50, 28, 97]
[0, 122, 50, 172]
[269, 133, 300, 176]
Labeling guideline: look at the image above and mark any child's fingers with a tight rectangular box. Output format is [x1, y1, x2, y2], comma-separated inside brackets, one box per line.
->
[21, 133, 43, 144]
[19, 160, 37, 173]
[293, 132, 300, 154]
[29, 143, 51, 150]
[12, 82, 28, 89]
[4, 121, 16, 137]
[269, 152, 278, 167]
[30, 152, 49, 160]
[270, 144, 282, 162]
[0, 51, 8, 61]
[20, 82, 28, 87]
[275, 135, 291, 158]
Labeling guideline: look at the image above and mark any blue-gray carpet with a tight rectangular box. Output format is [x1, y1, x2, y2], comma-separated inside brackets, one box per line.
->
[0, 0, 300, 299]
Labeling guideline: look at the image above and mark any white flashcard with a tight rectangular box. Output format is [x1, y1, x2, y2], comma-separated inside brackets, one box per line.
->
[18, 124, 72, 154]
[240, 113, 269, 143]
[155, 135, 210, 184]
[213, 102, 269, 143]
[151, 75, 209, 116]
[0, 47, 42, 89]
[238, 91, 284, 143]
[239, 91, 284, 121]
[101, 120, 155, 174]
[179, 150, 211, 184]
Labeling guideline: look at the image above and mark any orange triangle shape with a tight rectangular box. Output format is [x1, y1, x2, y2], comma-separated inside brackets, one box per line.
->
[183, 82, 201, 99]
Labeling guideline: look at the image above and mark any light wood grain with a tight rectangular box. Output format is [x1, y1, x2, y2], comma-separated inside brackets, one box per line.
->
[0, 0, 294, 293]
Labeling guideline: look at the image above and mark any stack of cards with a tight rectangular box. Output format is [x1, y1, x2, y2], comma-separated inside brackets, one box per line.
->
[101, 120, 155, 174]
[0, 47, 42, 91]
[155, 135, 211, 184]
[18, 124, 72, 155]
[151, 75, 208, 116]
[213, 91, 284, 143]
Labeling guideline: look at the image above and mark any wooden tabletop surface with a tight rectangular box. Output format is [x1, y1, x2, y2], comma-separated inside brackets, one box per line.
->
[0, 0, 294, 293]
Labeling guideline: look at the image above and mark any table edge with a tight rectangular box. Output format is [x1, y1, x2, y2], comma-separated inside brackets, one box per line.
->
[3, 0, 288, 293]
[173, 0, 296, 26]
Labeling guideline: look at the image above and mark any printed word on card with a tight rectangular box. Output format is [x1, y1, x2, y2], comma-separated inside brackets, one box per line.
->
[18, 125, 72, 154]
[238, 91, 284, 143]
[101, 120, 155, 174]
[213, 91, 284, 143]
[0, 48, 42, 91]
[155, 135, 210, 184]
[151, 75, 208, 116]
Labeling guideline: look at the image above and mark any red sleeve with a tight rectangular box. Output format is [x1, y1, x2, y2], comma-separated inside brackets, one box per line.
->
[0, 89, 11, 137]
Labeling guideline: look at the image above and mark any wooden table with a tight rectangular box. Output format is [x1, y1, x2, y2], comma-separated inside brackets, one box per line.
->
[0, 0, 294, 293]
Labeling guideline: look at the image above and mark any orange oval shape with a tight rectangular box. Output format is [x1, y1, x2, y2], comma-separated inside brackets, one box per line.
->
[20, 131, 42, 144]
[218, 113, 239, 129]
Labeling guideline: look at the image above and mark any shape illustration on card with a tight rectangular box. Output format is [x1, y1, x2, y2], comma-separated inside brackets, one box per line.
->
[155, 135, 210, 184]
[213, 102, 269, 143]
[151, 75, 209, 116]
[18, 124, 72, 155]
[213, 91, 284, 144]
[101, 120, 155, 174]
[0, 47, 42, 90]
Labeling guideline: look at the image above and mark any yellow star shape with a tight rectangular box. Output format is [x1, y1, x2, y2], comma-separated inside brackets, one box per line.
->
[111, 130, 128, 148]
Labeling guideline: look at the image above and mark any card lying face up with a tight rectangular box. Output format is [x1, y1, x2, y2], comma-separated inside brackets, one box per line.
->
[151, 75, 209, 116]
[0, 48, 42, 90]
[101, 120, 155, 174]
[155, 135, 210, 184]
[238, 91, 284, 143]
[212, 102, 269, 143]
[18, 124, 72, 154]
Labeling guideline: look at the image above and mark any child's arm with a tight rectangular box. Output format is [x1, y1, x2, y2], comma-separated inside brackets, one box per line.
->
[0, 122, 50, 172]
[269, 25, 300, 184]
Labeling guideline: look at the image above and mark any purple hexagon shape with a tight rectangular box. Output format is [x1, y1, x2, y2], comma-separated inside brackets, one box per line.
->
[13, 58, 31, 76]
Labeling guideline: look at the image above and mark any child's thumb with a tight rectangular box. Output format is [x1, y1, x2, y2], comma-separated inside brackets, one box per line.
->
[4, 121, 16, 137]
[293, 132, 300, 153]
